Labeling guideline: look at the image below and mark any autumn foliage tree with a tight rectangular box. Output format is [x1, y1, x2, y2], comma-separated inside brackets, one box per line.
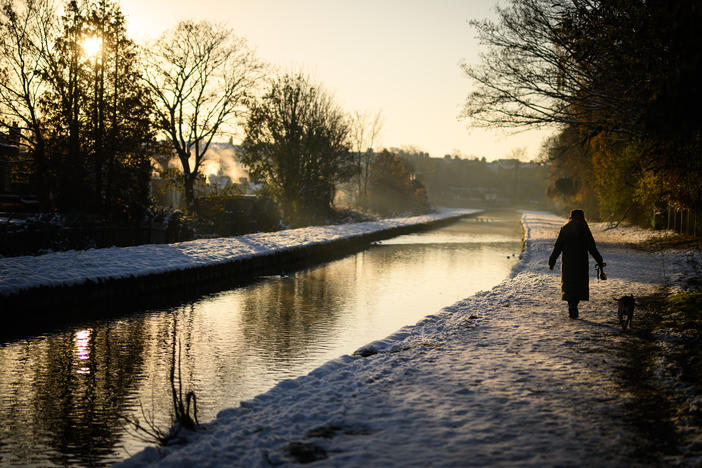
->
[367, 150, 428, 217]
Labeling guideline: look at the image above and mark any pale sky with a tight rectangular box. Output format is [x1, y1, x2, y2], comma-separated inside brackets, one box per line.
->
[119, 0, 554, 161]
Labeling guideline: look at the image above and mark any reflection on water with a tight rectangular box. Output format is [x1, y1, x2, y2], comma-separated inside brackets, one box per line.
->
[0, 210, 522, 466]
[74, 329, 92, 375]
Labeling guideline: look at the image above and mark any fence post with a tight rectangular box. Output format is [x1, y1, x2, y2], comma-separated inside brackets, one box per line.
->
[673, 208, 676, 232]
[674, 209, 677, 232]
[680, 210, 687, 234]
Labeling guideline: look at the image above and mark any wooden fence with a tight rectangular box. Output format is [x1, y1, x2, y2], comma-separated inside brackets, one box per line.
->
[664, 205, 699, 237]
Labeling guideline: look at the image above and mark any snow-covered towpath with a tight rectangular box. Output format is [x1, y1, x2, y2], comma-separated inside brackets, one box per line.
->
[120, 212, 700, 467]
[0, 209, 478, 297]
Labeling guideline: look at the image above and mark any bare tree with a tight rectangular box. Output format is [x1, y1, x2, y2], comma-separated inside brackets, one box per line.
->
[464, 0, 702, 221]
[460, 0, 644, 138]
[506, 146, 527, 161]
[142, 20, 264, 211]
[349, 109, 382, 208]
[0, 0, 56, 200]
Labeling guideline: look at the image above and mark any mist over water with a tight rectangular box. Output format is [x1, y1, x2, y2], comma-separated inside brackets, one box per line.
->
[164, 144, 250, 184]
[0, 211, 522, 466]
[199, 146, 250, 183]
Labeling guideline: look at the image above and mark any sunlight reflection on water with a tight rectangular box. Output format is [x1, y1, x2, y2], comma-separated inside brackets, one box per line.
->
[74, 329, 92, 375]
[0, 210, 522, 467]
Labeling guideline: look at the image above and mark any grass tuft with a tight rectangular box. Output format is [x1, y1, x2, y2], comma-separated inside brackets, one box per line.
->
[122, 316, 199, 446]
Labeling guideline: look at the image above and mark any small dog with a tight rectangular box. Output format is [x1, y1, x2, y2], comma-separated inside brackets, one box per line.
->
[617, 295, 635, 330]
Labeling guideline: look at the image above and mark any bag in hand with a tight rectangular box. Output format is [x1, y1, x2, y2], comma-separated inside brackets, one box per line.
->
[596, 263, 607, 281]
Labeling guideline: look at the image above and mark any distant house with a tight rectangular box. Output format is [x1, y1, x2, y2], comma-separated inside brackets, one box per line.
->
[149, 141, 254, 209]
[207, 173, 233, 192]
[487, 158, 519, 172]
[486, 158, 542, 173]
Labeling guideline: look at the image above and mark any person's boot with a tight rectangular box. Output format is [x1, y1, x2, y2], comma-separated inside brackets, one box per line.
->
[568, 302, 579, 319]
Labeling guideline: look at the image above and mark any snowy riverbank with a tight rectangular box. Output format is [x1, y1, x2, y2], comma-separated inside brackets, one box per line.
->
[0, 209, 479, 299]
[118, 211, 702, 467]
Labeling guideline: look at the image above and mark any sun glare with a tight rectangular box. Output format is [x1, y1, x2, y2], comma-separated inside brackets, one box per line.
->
[82, 36, 103, 58]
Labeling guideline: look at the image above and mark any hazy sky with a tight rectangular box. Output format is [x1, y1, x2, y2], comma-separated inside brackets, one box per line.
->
[119, 0, 553, 161]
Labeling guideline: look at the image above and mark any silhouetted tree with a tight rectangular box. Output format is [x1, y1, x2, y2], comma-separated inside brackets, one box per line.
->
[465, 0, 702, 222]
[463, 0, 665, 137]
[40, 0, 87, 207]
[0, 0, 156, 219]
[142, 20, 263, 212]
[0, 0, 55, 202]
[349, 109, 382, 208]
[39, 0, 155, 217]
[85, 0, 155, 218]
[240, 73, 354, 224]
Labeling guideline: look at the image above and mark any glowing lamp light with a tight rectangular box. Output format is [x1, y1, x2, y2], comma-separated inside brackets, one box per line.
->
[82, 35, 103, 58]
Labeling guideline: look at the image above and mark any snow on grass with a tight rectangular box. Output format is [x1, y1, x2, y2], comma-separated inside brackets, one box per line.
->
[117, 211, 701, 467]
[0, 209, 479, 297]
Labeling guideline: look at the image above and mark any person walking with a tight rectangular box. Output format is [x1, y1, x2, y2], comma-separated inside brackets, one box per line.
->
[548, 209, 605, 319]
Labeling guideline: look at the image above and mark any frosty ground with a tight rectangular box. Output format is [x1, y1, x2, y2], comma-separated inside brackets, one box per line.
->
[115, 211, 702, 468]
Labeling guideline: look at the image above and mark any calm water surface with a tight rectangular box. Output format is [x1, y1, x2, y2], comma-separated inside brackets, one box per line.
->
[0, 211, 522, 466]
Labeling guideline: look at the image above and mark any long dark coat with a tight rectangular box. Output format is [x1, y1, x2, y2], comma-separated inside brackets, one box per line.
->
[548, 219, 603, 301]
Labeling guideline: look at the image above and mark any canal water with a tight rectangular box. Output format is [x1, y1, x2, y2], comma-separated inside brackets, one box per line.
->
[0, 210, 523, 466]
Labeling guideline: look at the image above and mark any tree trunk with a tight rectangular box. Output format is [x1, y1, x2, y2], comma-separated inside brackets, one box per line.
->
[32, 136, 50, 207]
[183, 173, 197, 213]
